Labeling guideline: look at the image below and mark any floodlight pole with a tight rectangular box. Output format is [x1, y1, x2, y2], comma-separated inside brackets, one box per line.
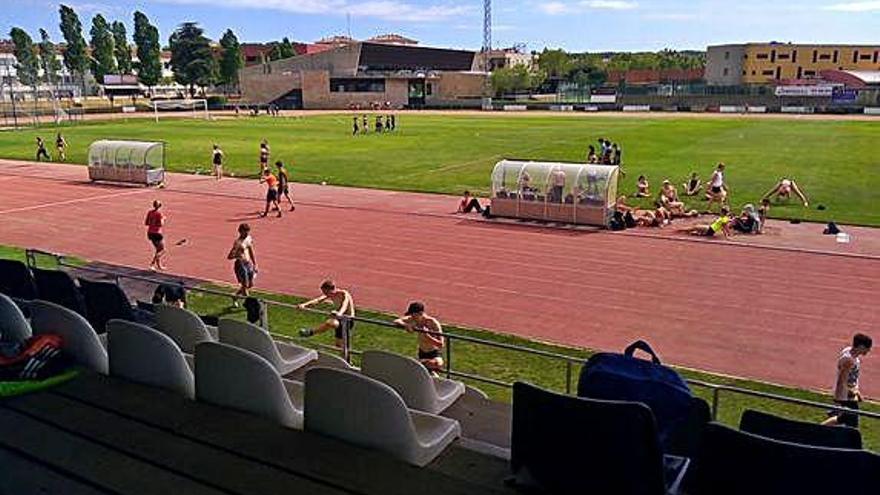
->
[481, 0, 493, 111]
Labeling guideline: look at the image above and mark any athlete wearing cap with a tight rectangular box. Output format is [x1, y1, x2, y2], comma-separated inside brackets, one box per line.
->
[394, 301, 446, 375]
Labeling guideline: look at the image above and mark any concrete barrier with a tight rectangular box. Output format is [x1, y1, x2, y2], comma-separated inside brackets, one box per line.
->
[622, 105, 651, 112]
[720, 105, 746, 113]
[781, 106, 814, 114]
[746, 106, 768, 113]
[503, 105, 528, 111]
[122, 106, 136, 113]
[550, 105, 574, 112]
[865, 107, 880, 115]
[581, 105, 600, 112]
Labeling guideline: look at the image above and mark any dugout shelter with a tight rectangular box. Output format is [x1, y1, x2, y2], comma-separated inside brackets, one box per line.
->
[490, 159, 620, 227]
[87, 140, 166, 186]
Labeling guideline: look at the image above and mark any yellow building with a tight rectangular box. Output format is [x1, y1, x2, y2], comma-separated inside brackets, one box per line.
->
[706, 43, 880, 85]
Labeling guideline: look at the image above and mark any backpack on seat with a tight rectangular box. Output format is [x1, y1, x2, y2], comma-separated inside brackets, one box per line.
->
[578, 340, 693, 452]
[0, 334, 68, 381]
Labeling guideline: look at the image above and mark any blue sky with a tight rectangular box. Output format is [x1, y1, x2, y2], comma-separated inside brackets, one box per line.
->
[3, 0, 879, 51]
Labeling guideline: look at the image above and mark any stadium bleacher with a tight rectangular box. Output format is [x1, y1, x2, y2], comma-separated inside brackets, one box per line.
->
[1, 260, 878, 494]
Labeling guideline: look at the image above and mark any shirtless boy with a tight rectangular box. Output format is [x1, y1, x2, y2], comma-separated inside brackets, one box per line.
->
[298, 279, 356, 349]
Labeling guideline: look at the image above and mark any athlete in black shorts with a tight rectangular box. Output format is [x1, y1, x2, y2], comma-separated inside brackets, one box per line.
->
[275, 161, 295, 211]
[35, 137, 50, 162]
[259, 139, 270, 174]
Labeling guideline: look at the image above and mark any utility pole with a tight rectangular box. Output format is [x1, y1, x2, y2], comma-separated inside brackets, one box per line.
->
[481, 0, 492, 110]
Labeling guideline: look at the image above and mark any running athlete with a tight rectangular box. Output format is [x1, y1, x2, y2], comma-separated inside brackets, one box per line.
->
[35, 137, 50, 161]
[393, 301, 446, 375]
[259, 139, 270, 174]
[275, 161, 295, 211]
[211, 144, 224, 180]
[144, 200, 166, 270]
[259, 168, 282, 218]
[298, 279, 357, 350]
[55, 133, 67, 161]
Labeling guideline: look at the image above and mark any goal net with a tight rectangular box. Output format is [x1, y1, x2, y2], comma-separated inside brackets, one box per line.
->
[152, 99, 209, 122]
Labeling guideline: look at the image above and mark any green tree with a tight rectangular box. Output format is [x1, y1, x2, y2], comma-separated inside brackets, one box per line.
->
[169, 22, 217, 96]
[111, 21, 132, 74]
[9, 28, 40, 87]
[536, 48, 572, 79]
[89, 14, 117, 82]
[218, 29, 243, 94]
[133, 11, 162, 88]
[59, 4, 89, 92]
[38, 29, 63, 85]
[491, 65, 545, 96]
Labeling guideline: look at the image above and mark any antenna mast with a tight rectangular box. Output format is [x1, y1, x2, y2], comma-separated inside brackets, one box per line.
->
[481, 0, 493, 110]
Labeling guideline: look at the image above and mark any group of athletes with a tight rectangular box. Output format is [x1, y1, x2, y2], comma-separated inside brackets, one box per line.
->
[352, 114, 397, 135]
[34, 134, 67, 162]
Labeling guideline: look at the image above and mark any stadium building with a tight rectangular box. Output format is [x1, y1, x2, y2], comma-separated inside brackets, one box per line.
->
[239, 41, 486, 109]
[706, 43, 880, 85]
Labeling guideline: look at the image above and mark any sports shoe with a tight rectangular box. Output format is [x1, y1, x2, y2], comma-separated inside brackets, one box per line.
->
[299, 328, 314, 337]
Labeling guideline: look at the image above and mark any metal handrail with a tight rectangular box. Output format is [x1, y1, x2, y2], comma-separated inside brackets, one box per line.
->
[25, 248, 878, 423]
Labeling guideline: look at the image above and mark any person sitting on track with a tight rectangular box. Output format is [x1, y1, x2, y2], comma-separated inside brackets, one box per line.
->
[393, 301, 446, 376]
[682, 172, 702, 196]
[732, 204, 762, 234]
[636, 175, 651, 198]
[298, 279, 356, 350]
[762, 177, 809, 207]
[259, 168, 282, 218]
[681, 206, 732, 238]
[457, 190, 484, 214]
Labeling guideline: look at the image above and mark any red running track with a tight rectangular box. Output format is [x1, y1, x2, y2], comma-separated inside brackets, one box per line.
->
[1, 160, 878, 396]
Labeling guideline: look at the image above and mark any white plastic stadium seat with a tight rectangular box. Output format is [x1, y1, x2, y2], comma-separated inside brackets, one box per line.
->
[304, 367, 461, 467]
[361, 350, 465, 414]
[154, 305, 218, 353]
[107, 319, 194, 398]
[218, 319, 317, 376]
[195, 342, 303, 429]
[29, 300, 108, 374]
[0, 293, 31, 345]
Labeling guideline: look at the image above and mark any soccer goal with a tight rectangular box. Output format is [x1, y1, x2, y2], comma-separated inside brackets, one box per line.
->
[151, 99, 209, 122]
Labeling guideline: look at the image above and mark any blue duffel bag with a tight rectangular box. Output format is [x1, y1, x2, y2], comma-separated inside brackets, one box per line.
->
[577, 340, 693, 451]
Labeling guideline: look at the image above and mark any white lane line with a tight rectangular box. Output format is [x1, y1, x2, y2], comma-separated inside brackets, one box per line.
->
[0, 188, 152, 215]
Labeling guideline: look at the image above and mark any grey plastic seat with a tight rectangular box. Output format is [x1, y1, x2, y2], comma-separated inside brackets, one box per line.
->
[29, 300, 108, 374]
[154, 305, 218, 353]
[107, 319, 194, 398]
[218, 319, 317, 376]
[195, 342, 303, 429]
[361, 350, 465, 414]
[0, 293, 31, 345]
[304, 367, 461, 467]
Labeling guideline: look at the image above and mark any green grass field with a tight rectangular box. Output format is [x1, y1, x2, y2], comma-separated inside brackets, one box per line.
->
[1, 114, 878, 225]
[1, 244, 878, 450]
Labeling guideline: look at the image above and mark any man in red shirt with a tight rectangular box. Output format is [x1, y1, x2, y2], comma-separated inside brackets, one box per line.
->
[144, 200, 166, 270]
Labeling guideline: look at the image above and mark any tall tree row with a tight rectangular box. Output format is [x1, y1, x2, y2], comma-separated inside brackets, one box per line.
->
[89, 14, 116, 82]
[38, 29, 62, 85]
[133, 11, 162, 89]
[112, 21, 132, 74]
[169, 22, 216, 97]
[59, 4, 88, 92]
[219, 29, 243, 95]
[8, 28, 40, 88]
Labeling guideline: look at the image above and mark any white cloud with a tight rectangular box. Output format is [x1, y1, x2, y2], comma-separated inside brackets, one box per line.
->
[539, 2, 571, 14]
[155, 0, 475, 22]
[539, 0, 637, 15]
[581, 0, 637, 9]
[825, 1, 880, 11]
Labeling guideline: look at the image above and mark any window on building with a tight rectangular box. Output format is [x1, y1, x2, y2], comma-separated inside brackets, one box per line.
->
[761, 69, 774, 76]
[771, 50, 776, 62]
[812, 50, 818, 63]
[426, 83, 433, 96]
[756, 53, 769, 60]
[860, 54, 872, 60]
[329, 78, 386, 93]
[874, 51, 879, 63]
[792, 50, 798, 63]
[724, 51, 730, 60]
[752, 70, 757, 75]
[819, 54, 831, 60]
[722, 68, 729, 76]
[804, 70, 816, 77]
[852, 51, 859, 63]
[775, 66, 781, 79]
[833, 50, 839, 63]
[778, 53, 790, 60]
